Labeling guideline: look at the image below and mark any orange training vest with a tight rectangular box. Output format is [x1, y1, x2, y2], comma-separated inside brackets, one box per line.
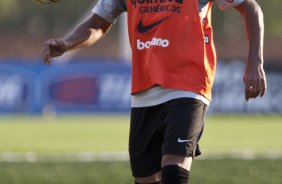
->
[127, 0, 216, 101]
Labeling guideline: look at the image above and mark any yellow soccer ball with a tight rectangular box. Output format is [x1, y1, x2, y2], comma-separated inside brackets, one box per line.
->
[33, 0, 62, 4]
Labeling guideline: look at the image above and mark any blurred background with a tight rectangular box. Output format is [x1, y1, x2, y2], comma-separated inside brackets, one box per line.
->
[0, 0, 281, 114]
[0, 0, 281, 184]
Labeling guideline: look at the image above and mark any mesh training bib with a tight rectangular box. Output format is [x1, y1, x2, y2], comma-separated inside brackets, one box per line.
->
[128, 0, 216, 100]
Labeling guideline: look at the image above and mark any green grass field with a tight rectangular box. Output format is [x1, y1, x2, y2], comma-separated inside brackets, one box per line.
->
[0, 115, 282, 184]
[1, 159, 282, 184]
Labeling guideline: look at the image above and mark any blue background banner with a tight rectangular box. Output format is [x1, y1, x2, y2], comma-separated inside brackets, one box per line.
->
[0, 59, 281, 114]
[0, 60, 131, 114]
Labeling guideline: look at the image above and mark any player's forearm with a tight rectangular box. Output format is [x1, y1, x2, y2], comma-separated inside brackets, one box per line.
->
[64, 27, 103, 51]
[63, 14, 112, 51]
[235, 0, 264, 65]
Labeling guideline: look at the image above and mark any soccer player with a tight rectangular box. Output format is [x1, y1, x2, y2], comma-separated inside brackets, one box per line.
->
[42, 0, 267, 183]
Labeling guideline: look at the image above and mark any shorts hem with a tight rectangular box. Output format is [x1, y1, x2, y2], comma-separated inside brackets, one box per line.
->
[163, 149, 202, 158]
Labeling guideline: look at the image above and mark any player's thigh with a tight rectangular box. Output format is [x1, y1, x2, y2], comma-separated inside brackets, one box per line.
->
[129, 105, 164, 178]
[162, 155, 193, 171]
[135, 172, 161, 184]
[162, 98, 207, 158]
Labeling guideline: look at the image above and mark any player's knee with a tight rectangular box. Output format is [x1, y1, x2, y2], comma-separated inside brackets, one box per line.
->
[162, 154, 193, 171]
[161, 165, 190, 184]
[135, 172, 161, 184]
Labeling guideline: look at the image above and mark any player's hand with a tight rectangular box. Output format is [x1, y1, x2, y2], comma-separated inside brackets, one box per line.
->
[42, 39, 69, 65]
[243, 58, 267, 101]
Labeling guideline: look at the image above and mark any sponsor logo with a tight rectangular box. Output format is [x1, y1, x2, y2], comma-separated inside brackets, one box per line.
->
[139, 5, 181, 13]
[137, 38, 170, 50]
[204, 35, 210, 44]
[131, 0, 184, 14]
[137, 16, 169, 33]
[131, 0, 184, 8]
[177, 138, 192, 143]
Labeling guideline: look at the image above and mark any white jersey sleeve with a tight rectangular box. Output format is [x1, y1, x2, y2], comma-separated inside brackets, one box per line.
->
[92, 0, 126, 23]
[215, 0, 245, 10]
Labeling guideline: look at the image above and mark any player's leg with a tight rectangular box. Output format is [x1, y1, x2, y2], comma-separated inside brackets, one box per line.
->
[129, 105, 164, 183]
[160, 98, 207, 184]
[162, 155, 193, 170]
[134, 172, 161, 184]
[161, 155, 192, 184]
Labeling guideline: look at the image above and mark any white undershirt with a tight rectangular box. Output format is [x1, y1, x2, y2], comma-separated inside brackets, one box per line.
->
[131, 86, 210, 107]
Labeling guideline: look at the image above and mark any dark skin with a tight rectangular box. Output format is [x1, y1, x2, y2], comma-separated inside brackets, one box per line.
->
[42, 1, 267, 182]
[42, 0, 267, 102]
[234, 0, 267, 101]
[42, 14, 111, 65]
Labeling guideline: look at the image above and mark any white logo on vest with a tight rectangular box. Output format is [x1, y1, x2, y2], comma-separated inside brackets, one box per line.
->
[137, 38, 170, 50]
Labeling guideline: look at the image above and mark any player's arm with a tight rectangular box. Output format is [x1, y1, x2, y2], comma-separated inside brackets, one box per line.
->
[42, 14, 112, 65]
[234, 0, 267, 101]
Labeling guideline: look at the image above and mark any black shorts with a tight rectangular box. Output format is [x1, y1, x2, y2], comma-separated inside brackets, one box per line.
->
[129, 97, 208, 177]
